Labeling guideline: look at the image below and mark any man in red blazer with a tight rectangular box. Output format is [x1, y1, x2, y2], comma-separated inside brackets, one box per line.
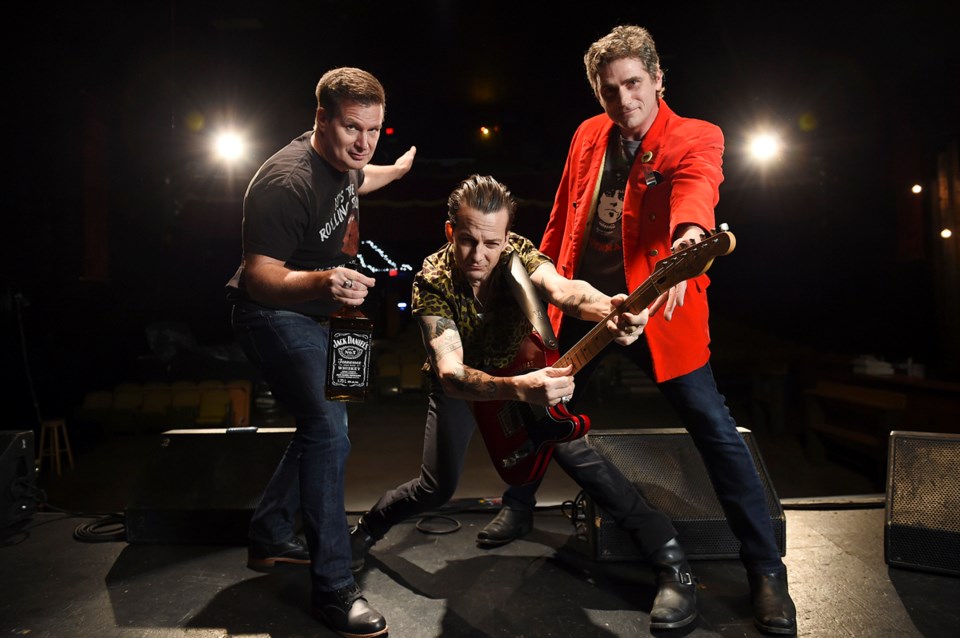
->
[478, 25, 797, 635]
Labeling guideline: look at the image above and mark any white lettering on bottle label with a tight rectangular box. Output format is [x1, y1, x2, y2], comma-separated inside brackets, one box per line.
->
[329, 330, 371, 387]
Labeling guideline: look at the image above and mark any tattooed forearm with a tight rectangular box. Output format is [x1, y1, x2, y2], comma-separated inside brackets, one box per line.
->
[559, 292, 603, 319]
[448, 367, 499, 398]
[419, 316, 463, 368]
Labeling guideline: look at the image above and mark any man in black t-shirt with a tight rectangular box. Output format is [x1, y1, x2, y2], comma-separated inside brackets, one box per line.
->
[225, 67, 414, 638]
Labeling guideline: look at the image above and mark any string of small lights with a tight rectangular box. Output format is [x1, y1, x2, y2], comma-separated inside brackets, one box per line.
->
[355, 240, 414, 274]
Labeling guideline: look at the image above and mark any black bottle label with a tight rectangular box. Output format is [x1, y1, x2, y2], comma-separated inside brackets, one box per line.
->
[326, 318, 373, 402]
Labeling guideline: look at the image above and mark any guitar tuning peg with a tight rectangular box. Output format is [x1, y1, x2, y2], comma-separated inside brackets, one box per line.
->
[718, 222, 730, 232]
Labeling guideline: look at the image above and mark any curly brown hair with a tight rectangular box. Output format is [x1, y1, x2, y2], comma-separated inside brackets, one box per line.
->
[584, 25, 665, 100]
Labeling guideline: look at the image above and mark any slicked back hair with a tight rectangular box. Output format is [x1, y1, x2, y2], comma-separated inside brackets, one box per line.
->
[447, 174, 517, 229]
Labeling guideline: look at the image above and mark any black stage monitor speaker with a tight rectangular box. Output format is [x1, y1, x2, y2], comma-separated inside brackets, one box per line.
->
[582, 427, 785, 561]
[125, 428, 294, 545]
[0, 430, 36, 531]
[885, 430, 960, 576]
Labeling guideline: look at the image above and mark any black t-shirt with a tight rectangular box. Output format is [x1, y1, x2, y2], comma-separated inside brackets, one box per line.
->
[578, 130, 638, 296]
[225, 131, 365, 317]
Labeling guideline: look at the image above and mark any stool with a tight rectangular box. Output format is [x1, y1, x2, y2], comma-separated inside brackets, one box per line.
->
[37, 418, 74, 477]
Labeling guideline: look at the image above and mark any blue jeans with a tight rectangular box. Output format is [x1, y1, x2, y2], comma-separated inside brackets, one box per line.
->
[231, 301, 354, 592]
[503, 319, 785, 574]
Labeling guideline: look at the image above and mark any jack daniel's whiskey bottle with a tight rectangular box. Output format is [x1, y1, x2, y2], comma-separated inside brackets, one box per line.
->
[325, 304, 374, 402]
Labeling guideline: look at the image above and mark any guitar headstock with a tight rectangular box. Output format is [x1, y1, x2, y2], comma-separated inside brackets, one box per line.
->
[651, 225, 736, 290]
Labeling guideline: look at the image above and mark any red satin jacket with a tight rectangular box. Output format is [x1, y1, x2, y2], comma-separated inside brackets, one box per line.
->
[540, 100, 725, 382]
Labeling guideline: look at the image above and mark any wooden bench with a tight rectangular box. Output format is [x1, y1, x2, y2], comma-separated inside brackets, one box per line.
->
[803, 380, 907, 481]
[803, 375, 960, 485]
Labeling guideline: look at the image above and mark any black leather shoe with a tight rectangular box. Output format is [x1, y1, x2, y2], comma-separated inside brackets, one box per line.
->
[476, 506, 533, 547]
[313, 582, 388, 638]
[748, 569, 797, 635]
[350, 518, 378, 573]
[648, 538, 697, 630]
[247, 536, 310, 572]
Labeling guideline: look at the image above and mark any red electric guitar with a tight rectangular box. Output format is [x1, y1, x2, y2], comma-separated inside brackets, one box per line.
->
[473, 226, 737, 485]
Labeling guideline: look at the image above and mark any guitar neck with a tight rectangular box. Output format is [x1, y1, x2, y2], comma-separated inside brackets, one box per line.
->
[553, 279, 663, 374]
[550, 229, 733, 376]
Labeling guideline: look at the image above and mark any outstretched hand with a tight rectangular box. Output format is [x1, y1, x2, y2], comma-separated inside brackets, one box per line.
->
[650, 224, 705, 321]
[393, 145, 417, 178]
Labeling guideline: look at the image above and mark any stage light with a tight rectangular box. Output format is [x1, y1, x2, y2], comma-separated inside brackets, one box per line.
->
[747, 132, 782, 163]
[911, 184, 922, 194]
[480, 126, 492, 137]
[397, 302, 408, 310]
[942, 229, 953, 239]
[212, 130, 247, 163]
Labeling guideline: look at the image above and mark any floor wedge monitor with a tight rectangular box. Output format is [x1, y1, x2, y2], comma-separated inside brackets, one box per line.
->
[885, 430, 960, 576]
[582, 427, 785, 560]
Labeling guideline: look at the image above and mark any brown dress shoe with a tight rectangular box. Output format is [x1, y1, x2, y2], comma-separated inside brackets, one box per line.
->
[313, 582, 387, 638]
[247, 536, 310, 572]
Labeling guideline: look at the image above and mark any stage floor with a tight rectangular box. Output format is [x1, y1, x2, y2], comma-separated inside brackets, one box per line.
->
[2, 508, 958, 637]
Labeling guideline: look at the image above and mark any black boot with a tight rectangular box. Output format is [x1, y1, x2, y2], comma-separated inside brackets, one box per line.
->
[312, 582, 387, 638]
[350, 518, 378, 573]
[648, 538, 697, 630]
[476, 506, 533, 547]
[748, 569, 797, 635]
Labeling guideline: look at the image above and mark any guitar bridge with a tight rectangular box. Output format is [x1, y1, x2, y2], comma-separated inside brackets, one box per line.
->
[502, 441, 533, 468]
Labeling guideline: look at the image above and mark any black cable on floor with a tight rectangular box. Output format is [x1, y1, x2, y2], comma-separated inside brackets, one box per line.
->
[415, 515, 461, 535]
[72, 514, 126, 543]
[22, 480, 128, 543]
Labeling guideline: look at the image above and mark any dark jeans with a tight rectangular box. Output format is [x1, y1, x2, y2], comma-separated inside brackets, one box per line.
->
[362, 377, 677, 555]
[231, 301, 353, 592]
[503, 318, 785, 574]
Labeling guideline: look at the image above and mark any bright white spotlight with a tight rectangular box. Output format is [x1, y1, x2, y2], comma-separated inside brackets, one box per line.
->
[942, 229, 953, 239]
[213, 131, 247, 163]
[748, 132, 781, 163]
[911, 184, 922, 194]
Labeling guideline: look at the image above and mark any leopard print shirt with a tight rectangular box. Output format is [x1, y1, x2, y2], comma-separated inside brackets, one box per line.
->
[412, 233, 552, 372]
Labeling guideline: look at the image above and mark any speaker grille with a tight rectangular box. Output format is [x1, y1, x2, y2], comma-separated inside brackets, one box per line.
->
[583, 427, 785, 560]
[885, 431, 960, 576]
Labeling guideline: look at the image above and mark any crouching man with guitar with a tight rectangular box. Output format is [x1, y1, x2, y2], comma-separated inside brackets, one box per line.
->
[350, 174, 698, 630]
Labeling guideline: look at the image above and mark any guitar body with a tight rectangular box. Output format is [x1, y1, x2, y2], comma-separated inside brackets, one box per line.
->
[472, 332, 591, 485]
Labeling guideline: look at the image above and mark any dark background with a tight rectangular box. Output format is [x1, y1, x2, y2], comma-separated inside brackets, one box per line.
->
[4, 1, 959, 424]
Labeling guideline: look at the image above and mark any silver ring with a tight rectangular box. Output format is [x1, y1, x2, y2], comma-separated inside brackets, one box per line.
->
[343, 279, 353, 289]
[561, 396, 570, 405]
